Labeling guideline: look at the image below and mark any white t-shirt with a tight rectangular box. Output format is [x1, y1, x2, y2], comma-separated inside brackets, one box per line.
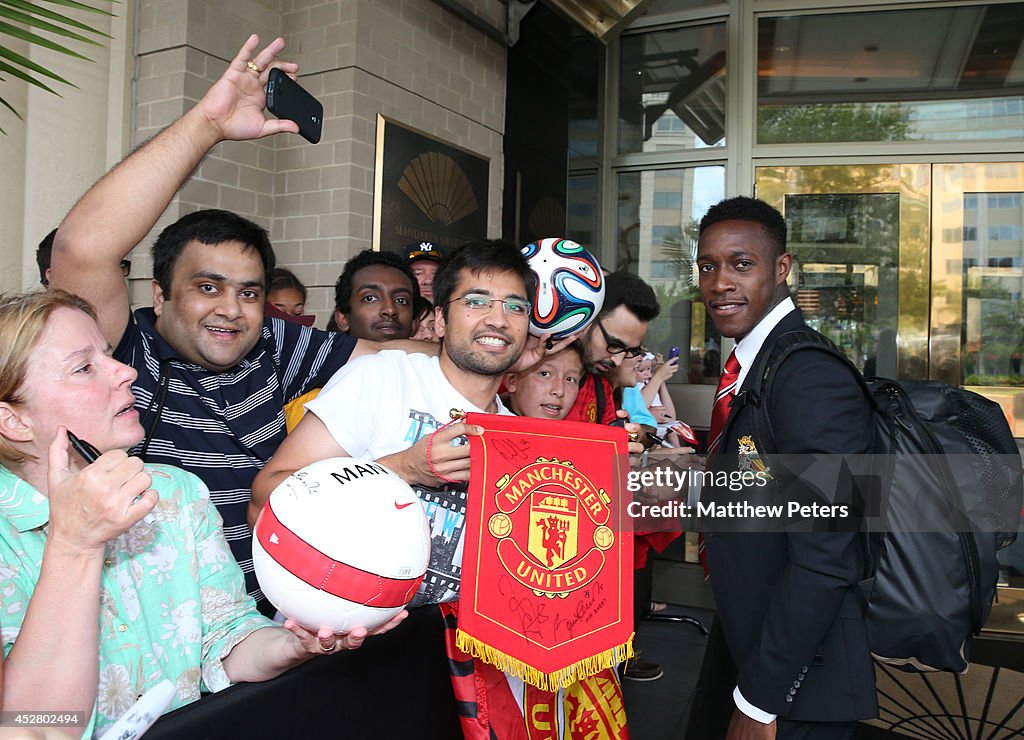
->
[306, 350, 509, 606]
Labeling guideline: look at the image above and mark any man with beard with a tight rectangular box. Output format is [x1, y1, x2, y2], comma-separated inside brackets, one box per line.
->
[250, 239, 533, 603]
[563, 271, 661, 424]
[555, 270, 669, 681]
[253, 240, 645, 737]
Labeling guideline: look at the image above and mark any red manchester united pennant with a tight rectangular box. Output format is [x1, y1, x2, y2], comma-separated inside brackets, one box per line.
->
[457, 412, 634, 691]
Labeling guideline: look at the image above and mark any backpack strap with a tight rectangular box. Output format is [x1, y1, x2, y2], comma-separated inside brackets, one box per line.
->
[741, 328, 873, 456]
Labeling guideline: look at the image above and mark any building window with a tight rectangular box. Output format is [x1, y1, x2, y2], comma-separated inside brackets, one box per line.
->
[757, 4, 1024, 145]
[619, 22, 727, 154]
[988, 193, 1022, 209]
[654, 191, 683, 210]
[652, 226, 678, 243]
[650, 260, 678, 279]
[616, 165, 724, 385]
[566, 174, 598, 250]
[988, 225, 1023, 242]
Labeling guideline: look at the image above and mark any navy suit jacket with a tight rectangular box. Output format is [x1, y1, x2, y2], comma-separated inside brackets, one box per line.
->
[704, 309, 878, 723]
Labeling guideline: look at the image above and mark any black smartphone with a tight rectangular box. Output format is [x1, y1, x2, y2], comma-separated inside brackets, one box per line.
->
[266, 68, 323, 144]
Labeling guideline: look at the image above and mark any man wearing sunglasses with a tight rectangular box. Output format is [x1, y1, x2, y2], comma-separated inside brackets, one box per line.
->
[564, 271, 661, 425]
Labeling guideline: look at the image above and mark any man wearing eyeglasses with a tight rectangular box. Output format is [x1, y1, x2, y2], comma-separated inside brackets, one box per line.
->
[252, 239, 538, 601]
[555, 269, 671, 682]
[563, 271, 661, 425]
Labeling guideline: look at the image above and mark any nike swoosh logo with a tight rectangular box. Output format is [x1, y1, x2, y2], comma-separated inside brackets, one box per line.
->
[394, 501, 416, 510]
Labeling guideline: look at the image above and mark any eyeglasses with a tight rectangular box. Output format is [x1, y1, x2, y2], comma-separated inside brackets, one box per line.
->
[448, 292, 532, 317]
[595, 319, 645, 358]
[120, 259, 132, 277]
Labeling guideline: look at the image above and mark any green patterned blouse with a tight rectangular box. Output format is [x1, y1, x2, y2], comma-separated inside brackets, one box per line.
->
[0, 463, 276, 737]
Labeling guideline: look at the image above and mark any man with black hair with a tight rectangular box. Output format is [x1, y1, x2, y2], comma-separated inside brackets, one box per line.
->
[564, 270, 660, 425]
[256, 239, 639, 737]
[697, 196, 876, 739]
[557, 268, 669, 681]
[332, 248, 418, 341]
[38, 227, 131, 287]
[48, 36, 427, 614]
[251, 239, 535, 580]
[35, 229, 55, 286]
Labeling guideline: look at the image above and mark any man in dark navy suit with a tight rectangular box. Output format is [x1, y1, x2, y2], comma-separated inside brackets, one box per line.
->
[696, 197, 877, 739]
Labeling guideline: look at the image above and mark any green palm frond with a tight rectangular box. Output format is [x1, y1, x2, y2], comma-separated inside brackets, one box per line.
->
[0, 0, 116, 133]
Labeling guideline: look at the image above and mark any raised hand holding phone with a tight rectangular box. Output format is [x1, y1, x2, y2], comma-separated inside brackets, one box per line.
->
[653, 354, 680, 383]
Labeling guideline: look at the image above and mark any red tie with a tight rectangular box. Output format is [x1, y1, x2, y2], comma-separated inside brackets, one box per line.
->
[707, 350, 741, 456]
[699, 350, 740, 579]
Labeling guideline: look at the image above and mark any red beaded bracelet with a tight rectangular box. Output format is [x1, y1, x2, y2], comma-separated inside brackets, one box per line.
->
[425, 420, 462, 484]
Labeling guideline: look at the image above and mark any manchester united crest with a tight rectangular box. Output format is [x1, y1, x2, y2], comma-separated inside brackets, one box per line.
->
[529, 493, 578, 568]
[488, 457, 615, 598]
[737, 435, 773, 480]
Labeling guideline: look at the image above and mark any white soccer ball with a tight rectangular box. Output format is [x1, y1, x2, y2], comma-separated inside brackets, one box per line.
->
[522, 237, 605, 339]
[252, 457, 430, 633]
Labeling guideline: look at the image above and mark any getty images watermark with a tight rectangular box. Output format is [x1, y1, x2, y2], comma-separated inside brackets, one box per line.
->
[620, 452, 1023, 534]
[626, 468, 848, 521]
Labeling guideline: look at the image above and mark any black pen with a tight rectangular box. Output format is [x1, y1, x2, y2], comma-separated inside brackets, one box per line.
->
[646, 431, 674, 449]
[67, 431, 101, 463]
[68, 431, 156, 523]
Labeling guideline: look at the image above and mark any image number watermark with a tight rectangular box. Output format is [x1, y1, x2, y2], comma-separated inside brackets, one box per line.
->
[1, 712, 84, 727]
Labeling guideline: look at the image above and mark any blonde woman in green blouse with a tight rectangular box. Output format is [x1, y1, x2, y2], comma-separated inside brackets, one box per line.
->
[0, 291, 405, 737]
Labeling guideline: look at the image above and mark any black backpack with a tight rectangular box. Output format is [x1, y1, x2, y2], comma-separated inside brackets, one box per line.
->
[745, 328, 1023, 673]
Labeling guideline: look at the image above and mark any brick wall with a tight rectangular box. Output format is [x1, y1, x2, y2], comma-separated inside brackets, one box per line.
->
[132, 0, 507, 326]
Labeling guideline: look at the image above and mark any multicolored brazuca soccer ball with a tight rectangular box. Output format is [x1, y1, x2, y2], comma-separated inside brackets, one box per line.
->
[522, 238, 605, 339]
[252, 457, 430, 632]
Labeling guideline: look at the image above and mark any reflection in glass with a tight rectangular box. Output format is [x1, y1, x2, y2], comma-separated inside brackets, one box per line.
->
[566, 175, 598, 251]
[617, 166, 724, 384]
[619, 23, 727, 154]
[758, 4, 1024, 145]
[961, 190, 1024, 438]
[645, 0, 724, 13]
[569, 35, 602, 171]
[784, 193, 901, 375]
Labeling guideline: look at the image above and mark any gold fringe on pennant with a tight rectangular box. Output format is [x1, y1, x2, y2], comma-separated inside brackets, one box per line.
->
[455, 630, 636, 692]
